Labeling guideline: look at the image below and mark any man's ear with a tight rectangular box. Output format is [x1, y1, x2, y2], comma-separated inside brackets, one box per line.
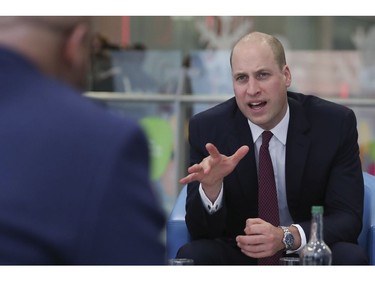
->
[60, 23, 91, 90]
[283, 65, 292, 87]
[62, 23, 90, 68]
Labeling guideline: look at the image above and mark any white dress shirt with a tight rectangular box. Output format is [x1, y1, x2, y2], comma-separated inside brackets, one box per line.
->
[198, 105, 306, 252]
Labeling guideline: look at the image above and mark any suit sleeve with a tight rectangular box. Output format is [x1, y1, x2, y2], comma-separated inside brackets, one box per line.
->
[301, 109, 364, 245]
[185, 115, 228, 239]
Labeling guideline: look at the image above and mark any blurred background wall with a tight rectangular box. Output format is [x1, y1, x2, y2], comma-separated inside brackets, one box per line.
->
[88, 16, 375, 215]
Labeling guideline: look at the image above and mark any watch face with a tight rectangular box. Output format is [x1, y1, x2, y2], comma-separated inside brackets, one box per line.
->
[285, 233, 294, 248]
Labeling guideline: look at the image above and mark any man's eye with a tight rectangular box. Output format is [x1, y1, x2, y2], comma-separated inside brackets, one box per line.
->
[257, 72, 269, 80]
[236, 75, 247, 82]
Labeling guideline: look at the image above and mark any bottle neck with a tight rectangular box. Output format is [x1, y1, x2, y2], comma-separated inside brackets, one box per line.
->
[310, 212, 324, 241]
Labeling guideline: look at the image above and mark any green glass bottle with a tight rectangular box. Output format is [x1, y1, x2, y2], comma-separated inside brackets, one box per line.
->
[300, 206, 332, 265]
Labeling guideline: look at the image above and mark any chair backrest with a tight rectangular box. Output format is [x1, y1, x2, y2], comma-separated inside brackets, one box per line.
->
[358, 172, 375, 264]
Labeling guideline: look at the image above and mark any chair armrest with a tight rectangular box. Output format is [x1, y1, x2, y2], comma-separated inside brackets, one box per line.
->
[369, 226, 375, 265]
[360, 172, 375, 265]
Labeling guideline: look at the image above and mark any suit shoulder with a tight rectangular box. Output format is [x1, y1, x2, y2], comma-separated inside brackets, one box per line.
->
[43, 83, 145, 144]
[288, 91, 354, 118]
[190, 97, 238, 122]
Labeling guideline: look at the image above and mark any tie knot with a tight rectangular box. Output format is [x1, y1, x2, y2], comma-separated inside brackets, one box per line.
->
[262, 131, 273, 146]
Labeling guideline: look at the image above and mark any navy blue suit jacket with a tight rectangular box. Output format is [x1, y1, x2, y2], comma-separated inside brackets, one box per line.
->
[185, 92, 364, 248]
[0, 48, 166, 264]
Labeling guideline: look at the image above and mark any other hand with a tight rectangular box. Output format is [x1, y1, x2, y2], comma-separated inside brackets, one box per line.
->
[235, 218, 284, 258]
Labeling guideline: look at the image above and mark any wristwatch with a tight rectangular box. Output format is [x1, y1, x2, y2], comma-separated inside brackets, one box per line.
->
[280, 226, 294, 251]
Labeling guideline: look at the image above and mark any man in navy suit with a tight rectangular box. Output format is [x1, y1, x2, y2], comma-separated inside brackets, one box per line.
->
[178, 31, 368, 265]
[0, 16, 165, 264]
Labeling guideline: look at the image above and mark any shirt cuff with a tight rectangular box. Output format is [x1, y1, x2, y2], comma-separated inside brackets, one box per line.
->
[286, 223, 307, 254]
[199, 183, 223, 214]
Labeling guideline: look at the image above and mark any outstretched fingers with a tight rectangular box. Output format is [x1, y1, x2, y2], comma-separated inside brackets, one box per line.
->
[205, 143, 221, 159]
[179, 144, 250, 185]
[231, 145, 250, 164]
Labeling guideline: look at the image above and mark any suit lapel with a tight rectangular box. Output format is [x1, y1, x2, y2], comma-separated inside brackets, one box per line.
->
[285, 97, 311, 210]
[225, 104, 258, 197]
[220, 96, 311, 207]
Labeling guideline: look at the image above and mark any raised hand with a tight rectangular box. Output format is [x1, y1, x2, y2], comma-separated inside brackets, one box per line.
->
[179, 143, 249, 199]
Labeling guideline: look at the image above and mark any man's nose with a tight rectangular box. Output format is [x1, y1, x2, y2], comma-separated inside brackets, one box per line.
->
[246, 77, 260, 96]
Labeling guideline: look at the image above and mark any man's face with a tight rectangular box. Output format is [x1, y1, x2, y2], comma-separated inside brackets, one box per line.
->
[231, 41, 291, 130]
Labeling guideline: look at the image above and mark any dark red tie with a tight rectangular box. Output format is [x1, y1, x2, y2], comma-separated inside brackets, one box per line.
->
[257, 131, 281, 265]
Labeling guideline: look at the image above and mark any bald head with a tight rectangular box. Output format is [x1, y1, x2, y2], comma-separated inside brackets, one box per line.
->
[0, 16, 89, 30]
[0, 16, 92, 91]
[0, 16, 91, 45]
[230, 31, 286, 71]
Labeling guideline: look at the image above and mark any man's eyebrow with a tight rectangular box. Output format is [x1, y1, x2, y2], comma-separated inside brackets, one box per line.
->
[232, 71, 247, 76]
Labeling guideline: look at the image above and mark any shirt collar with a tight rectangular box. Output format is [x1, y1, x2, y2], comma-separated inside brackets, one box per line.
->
[248, 105, 289, 145]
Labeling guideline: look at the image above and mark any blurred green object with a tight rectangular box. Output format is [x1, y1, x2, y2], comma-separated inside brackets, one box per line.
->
[370, 141, 375, 162]
[140, 117, 174, 181]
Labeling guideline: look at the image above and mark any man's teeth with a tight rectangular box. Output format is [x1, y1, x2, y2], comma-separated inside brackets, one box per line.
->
[249, 101, 266, 109]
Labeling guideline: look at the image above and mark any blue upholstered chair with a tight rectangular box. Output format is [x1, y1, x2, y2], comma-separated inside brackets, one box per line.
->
[166, 172, 375, 264]
[358, 172, 375, 265]
[166, 185, 190, 260]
